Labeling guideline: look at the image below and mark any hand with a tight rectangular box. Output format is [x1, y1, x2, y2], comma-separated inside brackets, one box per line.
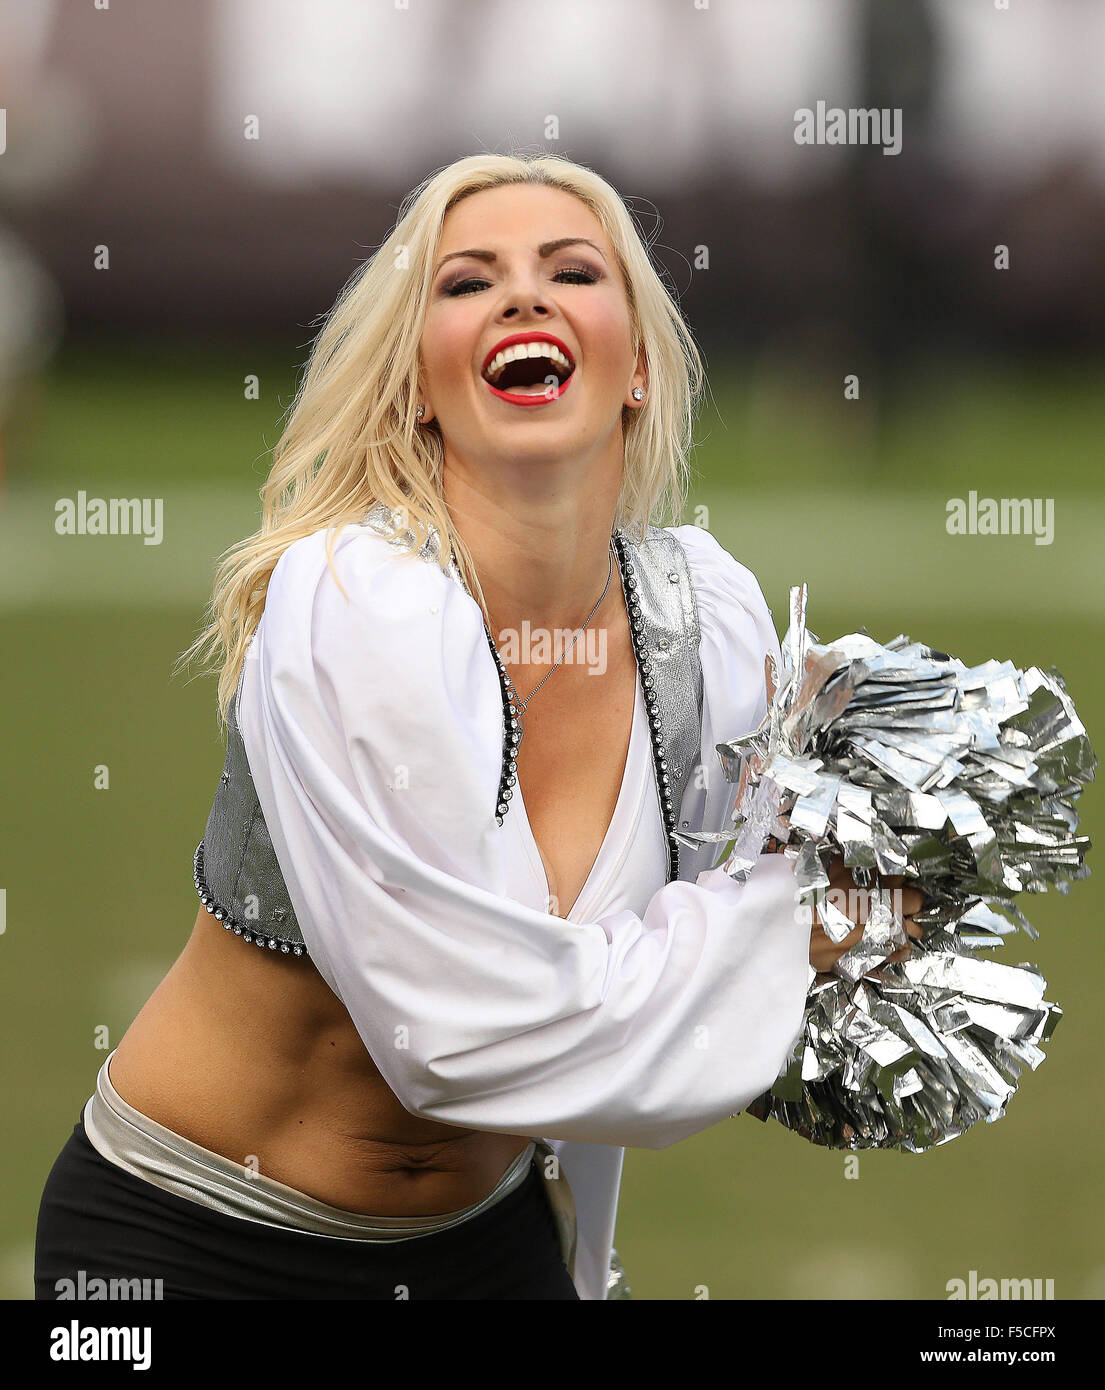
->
[807, 852, 924, 974]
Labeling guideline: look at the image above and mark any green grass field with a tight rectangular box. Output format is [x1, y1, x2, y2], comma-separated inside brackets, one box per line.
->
[2, 339, 1101, 1299]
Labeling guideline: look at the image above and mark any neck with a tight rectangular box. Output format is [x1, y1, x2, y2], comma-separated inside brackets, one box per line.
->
[442, 441, 623, 639]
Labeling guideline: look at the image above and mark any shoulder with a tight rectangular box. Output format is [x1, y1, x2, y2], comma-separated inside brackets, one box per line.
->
[267, 522, 455, 614]
[662, 524, 779, 756]
[261, 521, 491, 708]
[267, 521, 482, 640]
[664, 522, 776, 643]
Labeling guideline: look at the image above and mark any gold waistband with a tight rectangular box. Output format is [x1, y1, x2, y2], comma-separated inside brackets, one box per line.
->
[83, 1051, 576, 1274]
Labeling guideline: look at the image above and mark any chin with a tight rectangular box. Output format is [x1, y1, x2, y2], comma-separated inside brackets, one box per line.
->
[484, 424, 581, 455]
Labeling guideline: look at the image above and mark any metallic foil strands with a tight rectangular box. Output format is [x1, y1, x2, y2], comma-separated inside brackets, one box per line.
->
[686, 584, 1094, 1151]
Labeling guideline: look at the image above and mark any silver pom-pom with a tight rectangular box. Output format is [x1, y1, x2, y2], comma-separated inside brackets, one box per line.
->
[680, 584, 1094, 1151]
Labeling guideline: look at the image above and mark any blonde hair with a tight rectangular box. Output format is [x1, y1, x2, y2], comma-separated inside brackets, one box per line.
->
[177, 150, 706, 727]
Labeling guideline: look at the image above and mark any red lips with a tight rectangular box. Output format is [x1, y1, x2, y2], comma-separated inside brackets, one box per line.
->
[480, 331, 576, 407]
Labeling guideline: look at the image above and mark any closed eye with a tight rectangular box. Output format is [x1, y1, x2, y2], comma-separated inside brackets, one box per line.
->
[442, 264, 601, 297]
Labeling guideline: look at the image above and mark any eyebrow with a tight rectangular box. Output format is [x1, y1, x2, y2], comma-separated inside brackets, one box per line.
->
[433, 237, 608, 277]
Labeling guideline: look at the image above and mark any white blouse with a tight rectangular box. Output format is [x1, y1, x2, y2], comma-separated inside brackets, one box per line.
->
[236, 518, 812, 1301]
[510, 673, 669, 924]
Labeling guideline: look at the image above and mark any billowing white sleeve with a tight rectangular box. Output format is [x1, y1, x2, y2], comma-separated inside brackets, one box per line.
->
[237, 523, 809, 1149]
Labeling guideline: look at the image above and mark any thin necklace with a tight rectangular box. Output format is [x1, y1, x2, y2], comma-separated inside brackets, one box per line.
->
[489, 536, 614, 717]
[504, 540, 615, 714]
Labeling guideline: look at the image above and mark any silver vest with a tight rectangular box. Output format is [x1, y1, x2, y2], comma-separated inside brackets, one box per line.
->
[193, 505, 704, 956]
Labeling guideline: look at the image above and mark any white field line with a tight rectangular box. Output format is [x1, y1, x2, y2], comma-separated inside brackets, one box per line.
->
[708, 490, 1104, 625]
[0, 485, 259, 610]
[0, 485, 1101, 622]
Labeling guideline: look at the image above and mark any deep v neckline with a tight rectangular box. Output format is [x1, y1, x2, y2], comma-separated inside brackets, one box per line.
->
[512, 674, 644, 921]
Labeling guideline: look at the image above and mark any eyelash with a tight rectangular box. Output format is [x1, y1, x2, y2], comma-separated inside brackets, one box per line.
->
[442, 264, 600, 297]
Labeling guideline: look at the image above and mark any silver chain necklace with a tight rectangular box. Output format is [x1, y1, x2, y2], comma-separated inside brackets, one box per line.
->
[502, 540, 615, 714]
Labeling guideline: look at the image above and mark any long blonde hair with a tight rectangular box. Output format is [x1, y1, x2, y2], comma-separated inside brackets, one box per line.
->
[177, 151, 706, 727]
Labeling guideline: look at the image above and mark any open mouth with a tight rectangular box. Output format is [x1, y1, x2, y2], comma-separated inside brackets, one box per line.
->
[480, 333, 576, 405]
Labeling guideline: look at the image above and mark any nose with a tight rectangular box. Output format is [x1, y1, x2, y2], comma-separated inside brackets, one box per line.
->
[501, 299, 551, 322]
[495, 263, 554, 323]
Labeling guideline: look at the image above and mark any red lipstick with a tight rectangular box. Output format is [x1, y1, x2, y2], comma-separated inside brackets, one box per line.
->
[480, 331, 576, 407]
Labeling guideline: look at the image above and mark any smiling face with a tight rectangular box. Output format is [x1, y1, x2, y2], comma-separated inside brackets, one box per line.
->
[418, 182, 646, 480]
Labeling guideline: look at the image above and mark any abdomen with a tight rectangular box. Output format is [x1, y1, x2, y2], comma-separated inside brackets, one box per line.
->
[107, 907, 534, 1216]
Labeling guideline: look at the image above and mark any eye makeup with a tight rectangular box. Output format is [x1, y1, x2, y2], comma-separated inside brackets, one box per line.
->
[438, 260, 604, 297]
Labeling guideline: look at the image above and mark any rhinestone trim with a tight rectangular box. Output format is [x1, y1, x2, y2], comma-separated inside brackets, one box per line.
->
[192, 841, 305, 957]
[485, 529, 680, 884]
[485, 630, 522, 825]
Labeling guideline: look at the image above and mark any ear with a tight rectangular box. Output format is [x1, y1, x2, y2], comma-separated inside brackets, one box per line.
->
[414, 372, 435, 425]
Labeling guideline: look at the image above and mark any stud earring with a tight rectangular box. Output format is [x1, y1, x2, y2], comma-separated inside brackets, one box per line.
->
[416, 405, 425, 420]
[632, 387, 645, 401]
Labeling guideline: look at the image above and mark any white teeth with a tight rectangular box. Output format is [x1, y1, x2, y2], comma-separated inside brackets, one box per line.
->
[483, 341, 574, 384]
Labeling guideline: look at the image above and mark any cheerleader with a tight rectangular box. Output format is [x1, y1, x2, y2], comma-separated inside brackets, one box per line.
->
[34, 152, 922, 1301]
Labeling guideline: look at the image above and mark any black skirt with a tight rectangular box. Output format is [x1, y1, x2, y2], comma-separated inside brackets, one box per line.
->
[34, 1115, 580, 1301]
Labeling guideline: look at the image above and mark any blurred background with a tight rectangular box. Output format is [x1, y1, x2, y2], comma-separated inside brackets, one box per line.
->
[1, 0, 1102, 1301]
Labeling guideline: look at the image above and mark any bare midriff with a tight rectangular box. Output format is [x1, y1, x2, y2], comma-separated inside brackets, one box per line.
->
[107, 907, 536, 1217]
